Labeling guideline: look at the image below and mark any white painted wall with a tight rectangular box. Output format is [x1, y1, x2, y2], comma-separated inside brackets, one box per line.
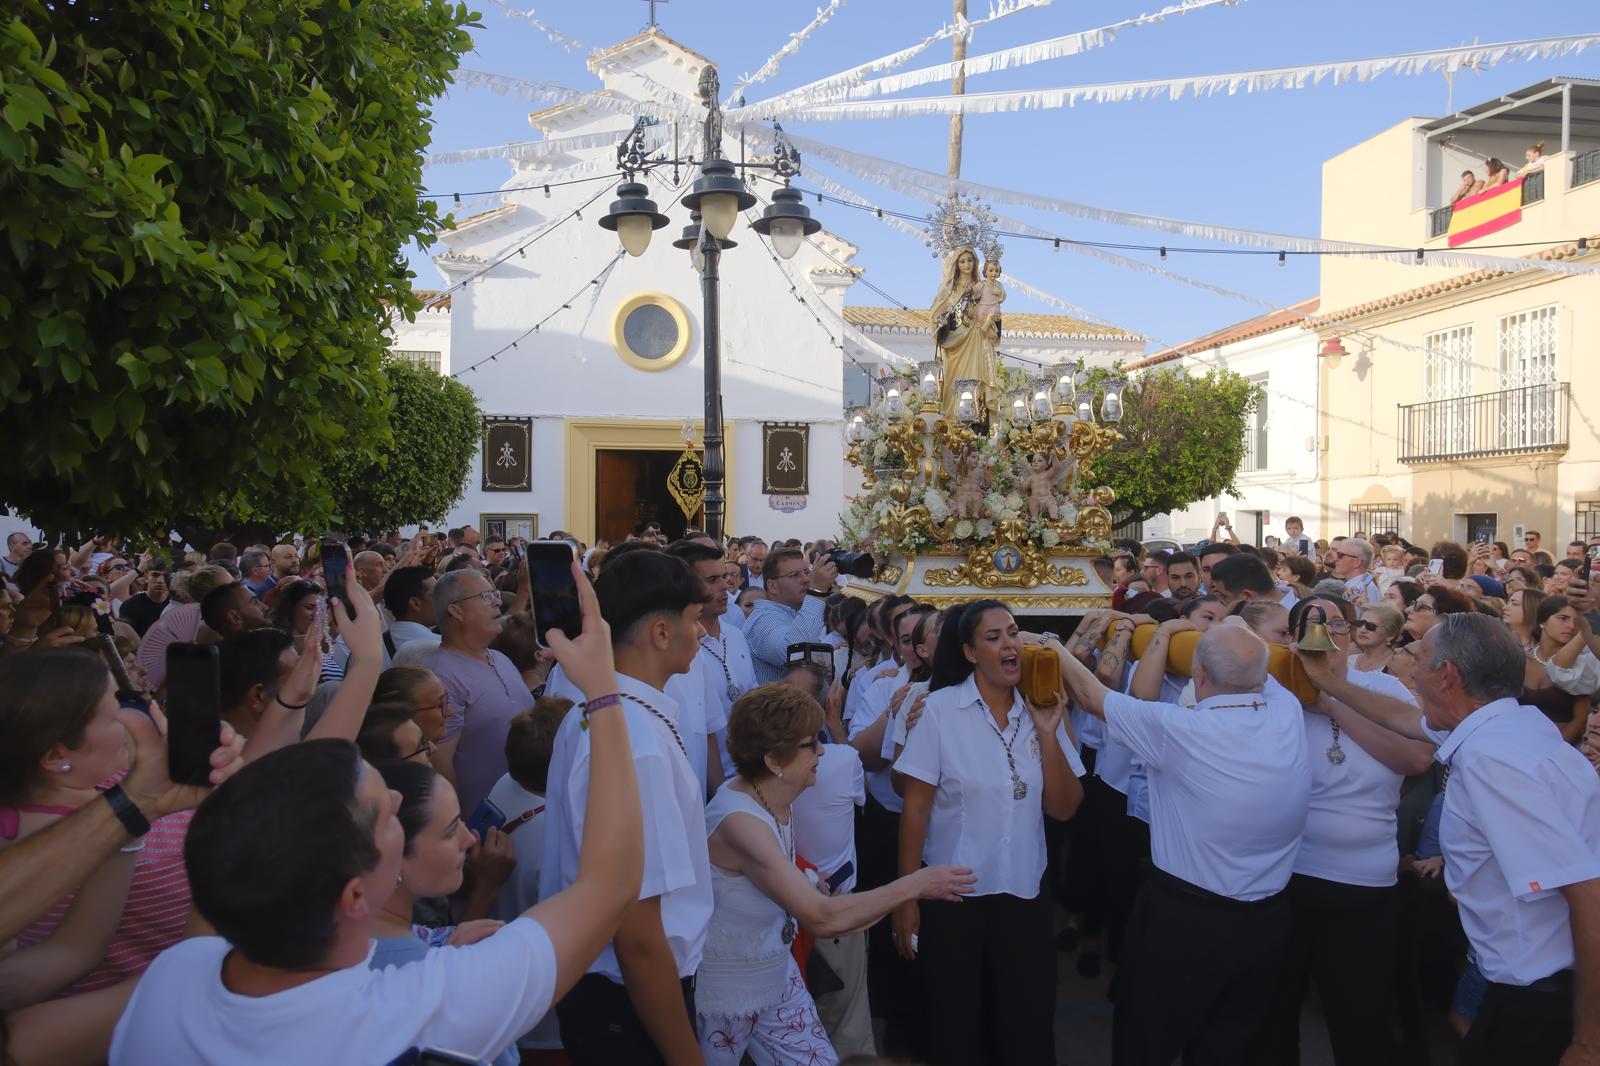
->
[1143, 326, 1324, 546]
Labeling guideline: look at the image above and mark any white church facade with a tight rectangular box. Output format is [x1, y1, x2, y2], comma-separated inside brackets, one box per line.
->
[391, 29, 1144, 545]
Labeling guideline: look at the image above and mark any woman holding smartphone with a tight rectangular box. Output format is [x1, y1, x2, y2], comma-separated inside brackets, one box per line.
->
[893, 601, 1085, 1066]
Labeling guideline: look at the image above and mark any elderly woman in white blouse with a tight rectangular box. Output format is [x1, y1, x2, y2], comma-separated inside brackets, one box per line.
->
[1251, 596, 1435, 1066]
[893, 600, 1085, 1066]
[696, 683, 974, 1066]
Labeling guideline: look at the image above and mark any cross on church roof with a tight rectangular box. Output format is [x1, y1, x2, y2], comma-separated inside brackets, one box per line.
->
[643, 0, 667, 29]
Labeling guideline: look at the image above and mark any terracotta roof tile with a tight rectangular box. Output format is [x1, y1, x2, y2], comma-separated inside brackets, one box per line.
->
[843, 305, 1140, 340]
[1126, 297, 1319, 370]
[1317, 237, 1598, 324]
[413, 290, 451, 310]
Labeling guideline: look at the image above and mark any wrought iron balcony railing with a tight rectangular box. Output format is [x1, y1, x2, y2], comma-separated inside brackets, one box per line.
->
[1397, 382, 1569, 463]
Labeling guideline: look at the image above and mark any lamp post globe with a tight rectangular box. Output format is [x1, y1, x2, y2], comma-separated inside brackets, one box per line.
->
[598, 181, 670, 257]
[684, 158, 756, 240]
[750, 185, 821, 260]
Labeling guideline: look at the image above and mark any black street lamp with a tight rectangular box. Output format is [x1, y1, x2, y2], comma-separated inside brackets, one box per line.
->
[595, 88, 818, 542]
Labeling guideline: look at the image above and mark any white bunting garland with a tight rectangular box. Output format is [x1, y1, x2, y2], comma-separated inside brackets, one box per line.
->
[728, 0, 848, 103]
[750, 0, 1240, 112]
[455, 69, 701, 124]
[745, 34, 1600, 122]
[750, 0, 1055, 110]
[773, 128, 1600, 277]
[426, 129, 653, 167]
[487, 0, 589, 53]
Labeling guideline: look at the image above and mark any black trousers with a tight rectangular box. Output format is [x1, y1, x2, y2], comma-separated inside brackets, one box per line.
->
[919, 890, 1057, 1066]
[555, 972, 695, 1066]
[1247, 874, 1399, 1066]
[1113, 868, 1291, 1066]
[859, 794, 925, 1058]
[1459, 971, 1573, 1066]
[1056, 751, 1107, 938]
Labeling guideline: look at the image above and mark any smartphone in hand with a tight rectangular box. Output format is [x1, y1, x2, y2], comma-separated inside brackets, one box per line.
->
[165, 643, 222, 787]
[523, 542, 582, 649]
[322, 535, 355, 616]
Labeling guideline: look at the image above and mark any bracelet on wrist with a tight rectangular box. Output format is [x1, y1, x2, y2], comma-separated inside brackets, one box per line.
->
[276, 697, 311, 711]
[583, 693, 622, 716]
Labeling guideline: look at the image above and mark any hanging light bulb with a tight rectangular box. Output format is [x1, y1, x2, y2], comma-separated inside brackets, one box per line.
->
[685, 158, 755, 241]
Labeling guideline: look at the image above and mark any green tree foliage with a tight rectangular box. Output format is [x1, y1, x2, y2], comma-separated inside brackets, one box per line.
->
[331, 359, 482, 533]
[0, 0, 474, 536]
[1087, 367, 1263, 527]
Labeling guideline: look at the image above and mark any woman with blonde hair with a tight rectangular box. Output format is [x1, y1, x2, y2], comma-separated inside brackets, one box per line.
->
[929, 247, 998, 422]
[1351, 604, 1403, 674]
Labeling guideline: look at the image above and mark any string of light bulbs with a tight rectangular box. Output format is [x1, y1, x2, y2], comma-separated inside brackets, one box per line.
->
[449, 249, 627, 378]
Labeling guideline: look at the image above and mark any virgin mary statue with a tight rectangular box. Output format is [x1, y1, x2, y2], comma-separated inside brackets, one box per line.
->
[930, 246, 999, 422]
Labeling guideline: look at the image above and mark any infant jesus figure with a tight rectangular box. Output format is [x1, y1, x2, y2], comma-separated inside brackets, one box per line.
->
[974, 256, 1006, 333]
[943, 445, 991, 520]
[1018, 450, 1072, 521]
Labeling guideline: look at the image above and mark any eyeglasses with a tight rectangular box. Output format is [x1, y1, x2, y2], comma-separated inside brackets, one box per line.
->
[777, 569, 809, 583]
[1321, 620, 1351, 634]
[106, 562, 131, 572]
[450, 587, 502, 607]
[403, 736, 436, 761]
[1356, 619, 1383, 633]
[415, 695, 452, 718]
[793, 737, 822, 754]
[1410, 601, 1437, 614]
[1332, 550, 1362, 562]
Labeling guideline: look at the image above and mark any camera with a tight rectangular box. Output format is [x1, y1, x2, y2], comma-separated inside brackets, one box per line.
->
[824, 548, 876, 580]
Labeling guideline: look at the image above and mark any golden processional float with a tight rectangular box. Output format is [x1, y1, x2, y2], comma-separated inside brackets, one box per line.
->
[837, 197, 1127, 618]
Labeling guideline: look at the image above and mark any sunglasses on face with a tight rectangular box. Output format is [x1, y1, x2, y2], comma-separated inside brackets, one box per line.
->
[1356, 619, 1382, 633]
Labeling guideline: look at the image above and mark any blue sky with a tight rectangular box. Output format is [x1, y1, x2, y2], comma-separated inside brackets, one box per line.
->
[410, 0, 1599, 351]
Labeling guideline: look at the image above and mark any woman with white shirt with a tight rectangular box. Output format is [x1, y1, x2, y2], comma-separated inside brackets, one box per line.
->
[1247, 596, 1435, 1066]
[1531, 595, 1600, 697]
[893, 600, 1086, 1066]
[697, 683, 975, 1065]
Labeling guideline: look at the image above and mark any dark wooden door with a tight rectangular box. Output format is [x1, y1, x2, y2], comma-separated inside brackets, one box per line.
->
[595, 450, 639, 543]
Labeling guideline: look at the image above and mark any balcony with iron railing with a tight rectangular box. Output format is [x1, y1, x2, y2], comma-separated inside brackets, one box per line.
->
[1397, 382, 1569, 464]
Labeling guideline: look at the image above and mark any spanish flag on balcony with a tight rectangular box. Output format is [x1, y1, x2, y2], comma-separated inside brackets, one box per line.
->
[1447, 177, 1523, 248]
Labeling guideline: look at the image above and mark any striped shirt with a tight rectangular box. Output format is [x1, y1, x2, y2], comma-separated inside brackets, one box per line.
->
[9, 807, 193, 994]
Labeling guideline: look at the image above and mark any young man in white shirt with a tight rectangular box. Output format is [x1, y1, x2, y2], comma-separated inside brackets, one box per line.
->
[669, 540, 757, 785]
[1305, 614, 1600, 1066]
[1054, 624, 1311, 1066]
[112, 563, 643, 1066]
[540, 549, 715, 1066]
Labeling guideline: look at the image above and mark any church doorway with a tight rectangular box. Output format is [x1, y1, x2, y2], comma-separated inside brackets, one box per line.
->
[595, 449, 701, 542]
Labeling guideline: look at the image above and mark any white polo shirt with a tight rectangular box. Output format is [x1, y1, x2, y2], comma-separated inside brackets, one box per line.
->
[1432, 698, 1600, 985]
[539, 673, 713, 982]
[792, 743, 866, 893]
[701, 624, 758, 717]
[1104, 683, 1309, 901]
[896, 674, 1086, 898]
[1295, 668, 1419, 887]
[849, 664, 909, 814]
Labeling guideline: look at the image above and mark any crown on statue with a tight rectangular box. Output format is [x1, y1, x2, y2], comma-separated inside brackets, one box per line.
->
[924, 194, 1002, 261]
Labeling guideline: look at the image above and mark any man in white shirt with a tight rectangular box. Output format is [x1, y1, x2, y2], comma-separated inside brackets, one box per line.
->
[744, 546, 836, 683]
[0, 531, 31, 579]
[670, 540, 756, 786]
[111, 580, 644, 1066]
[1328, 537, 1381, 605]
[1056, 624, 1310, 1066]
[1307, 613, 1600, 1066]
[540, 549, 715, 1066]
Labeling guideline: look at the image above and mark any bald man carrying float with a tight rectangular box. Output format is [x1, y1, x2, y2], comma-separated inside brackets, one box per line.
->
[1047, 622, 1310, 1066]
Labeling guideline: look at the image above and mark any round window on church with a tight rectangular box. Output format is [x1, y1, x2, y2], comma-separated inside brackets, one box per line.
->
[611, 292, 692, 372]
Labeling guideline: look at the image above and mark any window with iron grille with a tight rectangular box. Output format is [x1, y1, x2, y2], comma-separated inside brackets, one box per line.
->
[1496, 306, 1558, 451]
[1579, 501, 1600, 543]
[1349, 503, 1402, 539]
[394, 349, 442, 373]
[1240, 373, 1269, 473]
[1422, 326, 1473, 457]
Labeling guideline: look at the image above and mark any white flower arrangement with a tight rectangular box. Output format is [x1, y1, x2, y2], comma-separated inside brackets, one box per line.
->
[872, 440, 889, 462]
[976, 518, 995, 539]
[1004, 493, 1025, 512]
[923, 487, 951, 522]
[953, 519, 975, 541]
[1041, 528, 1061, 548]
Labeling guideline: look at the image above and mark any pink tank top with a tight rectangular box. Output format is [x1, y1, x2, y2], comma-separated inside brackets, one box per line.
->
[3, 802, 193, 995]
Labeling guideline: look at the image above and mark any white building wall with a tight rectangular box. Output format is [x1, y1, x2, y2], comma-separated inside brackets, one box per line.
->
[1144, 327, 1323, 546]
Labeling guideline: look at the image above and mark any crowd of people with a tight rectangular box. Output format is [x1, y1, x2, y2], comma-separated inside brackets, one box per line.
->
[0, 516, 1596, 1065]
